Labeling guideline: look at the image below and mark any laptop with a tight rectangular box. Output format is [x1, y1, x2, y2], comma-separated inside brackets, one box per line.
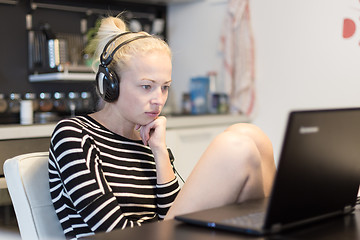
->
[175, 108, 360, 235]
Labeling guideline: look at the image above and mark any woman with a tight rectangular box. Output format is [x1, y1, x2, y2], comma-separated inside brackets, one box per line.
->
[48, 16, 276, 239]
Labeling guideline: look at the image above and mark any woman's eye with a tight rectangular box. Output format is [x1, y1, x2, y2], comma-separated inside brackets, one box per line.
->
[142, 85, 151, 90]
[162, 85, 170, 91]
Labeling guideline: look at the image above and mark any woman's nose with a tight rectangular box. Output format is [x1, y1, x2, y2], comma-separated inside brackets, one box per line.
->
[150, 88, 167, 105]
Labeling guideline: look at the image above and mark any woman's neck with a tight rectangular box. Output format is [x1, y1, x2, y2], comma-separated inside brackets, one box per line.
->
[89, 107, 140, 140]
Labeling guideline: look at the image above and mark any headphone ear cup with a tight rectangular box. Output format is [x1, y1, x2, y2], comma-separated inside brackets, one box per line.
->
[96, 65, 120, 102]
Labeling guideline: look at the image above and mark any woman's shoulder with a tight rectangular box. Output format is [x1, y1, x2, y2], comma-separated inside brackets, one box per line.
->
[51, 115, 100, 138]
[55, 115, 98, 129]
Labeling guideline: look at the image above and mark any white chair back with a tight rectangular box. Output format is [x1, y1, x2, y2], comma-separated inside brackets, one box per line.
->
[3, 152, 65, 240]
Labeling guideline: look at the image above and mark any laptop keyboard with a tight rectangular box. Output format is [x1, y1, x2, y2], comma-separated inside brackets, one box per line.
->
[221, 212, 265, 228]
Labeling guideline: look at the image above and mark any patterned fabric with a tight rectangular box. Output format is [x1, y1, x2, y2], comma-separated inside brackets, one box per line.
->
[48, 115, 180, 239]
[221, 0, 256, 117]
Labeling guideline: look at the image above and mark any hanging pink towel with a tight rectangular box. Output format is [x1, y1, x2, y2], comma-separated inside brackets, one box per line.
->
[221, 0, 256, 117]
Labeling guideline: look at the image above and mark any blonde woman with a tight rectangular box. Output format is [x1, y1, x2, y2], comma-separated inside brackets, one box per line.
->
[48, 15, 276, 239]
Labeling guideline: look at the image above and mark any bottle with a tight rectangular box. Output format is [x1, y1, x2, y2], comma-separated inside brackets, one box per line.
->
[67, 92, 81, 117]
[207, 71, 218, 114]
[218, 94, 229, 114]
[53, 92, 67, 114]
[39, 92, 53, 112]
[8, 93, 21, 114]
[24, 92, 39, 112]
[182, 93, 191, 115]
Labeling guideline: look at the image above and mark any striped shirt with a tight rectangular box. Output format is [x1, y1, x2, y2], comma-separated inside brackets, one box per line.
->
[48, 115, 180, 239]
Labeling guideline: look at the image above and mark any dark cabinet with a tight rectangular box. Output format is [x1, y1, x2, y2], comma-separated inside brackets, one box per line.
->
[0, 0, 167, 85]
[27, 0, 168, 82]
[0, 0, 169, 124]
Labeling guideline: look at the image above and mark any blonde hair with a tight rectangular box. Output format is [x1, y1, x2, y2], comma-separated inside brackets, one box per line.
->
[92, 15, 172, 74]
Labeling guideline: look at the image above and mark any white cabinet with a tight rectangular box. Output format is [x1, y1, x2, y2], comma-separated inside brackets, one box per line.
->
[165, 115, 249, 183]
[166, 125, 228, 183]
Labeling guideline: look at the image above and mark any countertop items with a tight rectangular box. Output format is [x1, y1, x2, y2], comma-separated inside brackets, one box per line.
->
[0, 114, 249, 140]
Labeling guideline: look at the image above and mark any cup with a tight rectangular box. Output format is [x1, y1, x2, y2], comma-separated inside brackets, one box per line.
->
[20, 100, 34, 125]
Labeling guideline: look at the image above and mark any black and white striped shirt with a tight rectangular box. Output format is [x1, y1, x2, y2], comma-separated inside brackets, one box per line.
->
[48, 115, 180, 239]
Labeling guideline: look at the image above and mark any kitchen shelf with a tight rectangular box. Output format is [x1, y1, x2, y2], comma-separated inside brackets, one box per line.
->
[30, 0, 200, 14]
[0, 0, 18, 5]
[29, 72, 95, 82]
[118, 0, 201, 4]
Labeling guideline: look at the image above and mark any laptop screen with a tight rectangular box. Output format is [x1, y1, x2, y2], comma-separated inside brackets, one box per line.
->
[265, 108, 360, 228]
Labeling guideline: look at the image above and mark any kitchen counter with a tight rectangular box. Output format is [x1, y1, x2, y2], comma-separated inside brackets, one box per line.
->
[165, 114, 249, 129]
[0, 114, 249, 140]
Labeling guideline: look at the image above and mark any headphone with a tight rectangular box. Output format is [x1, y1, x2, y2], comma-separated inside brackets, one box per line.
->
[96, 32, 150, 102]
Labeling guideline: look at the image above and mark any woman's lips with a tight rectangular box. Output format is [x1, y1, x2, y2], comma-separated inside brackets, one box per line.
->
[145, 111, 160, 118]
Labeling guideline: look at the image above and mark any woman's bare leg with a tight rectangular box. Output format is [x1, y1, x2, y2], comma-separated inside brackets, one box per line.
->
[165, 123, 276, 219]
[226, 123, 276, 196]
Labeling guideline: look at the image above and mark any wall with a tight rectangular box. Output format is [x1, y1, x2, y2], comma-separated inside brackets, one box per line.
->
[167, 0, 227, 112]
[168, 0, 360, 163]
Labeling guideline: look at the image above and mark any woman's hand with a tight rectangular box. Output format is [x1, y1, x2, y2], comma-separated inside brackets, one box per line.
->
[135, 116, 167, 151]
[136, 116, 175, 184]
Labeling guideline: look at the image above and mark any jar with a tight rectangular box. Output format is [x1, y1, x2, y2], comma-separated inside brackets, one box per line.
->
[53, 92, 67, 113]
[182, 93, 191, 115]
[24, 92, 39, 112]
[38, 92, 53, 112]
[67, 92, 81, 116]
[8, 93, 21, 113]
[0, 93, 8, 113]
[218, 94, 229, 114]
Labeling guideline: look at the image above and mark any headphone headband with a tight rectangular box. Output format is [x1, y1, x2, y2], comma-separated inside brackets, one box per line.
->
[100, 32, 150, 66]
[96, 32, 152, 102]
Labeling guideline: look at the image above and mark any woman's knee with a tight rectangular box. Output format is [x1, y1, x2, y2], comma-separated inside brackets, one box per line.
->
[225, 123, 271, 145]
[224, 123, 276, 195]
[210, 130, 262, 170]
[225, 123, 274, 162]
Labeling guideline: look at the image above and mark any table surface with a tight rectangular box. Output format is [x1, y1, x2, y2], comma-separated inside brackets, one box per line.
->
[85, 205, 360, 240]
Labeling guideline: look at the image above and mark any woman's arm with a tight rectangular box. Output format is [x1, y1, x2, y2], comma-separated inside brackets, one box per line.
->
[136, 116, 176, 185]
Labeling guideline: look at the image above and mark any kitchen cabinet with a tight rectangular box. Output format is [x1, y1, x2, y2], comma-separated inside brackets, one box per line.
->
[165, 114, 250, 184]
[26, 0, 202, 82]
[26, 0, 169, 82]
[0, 0, 201, 100]
[166, 125, 229, 184]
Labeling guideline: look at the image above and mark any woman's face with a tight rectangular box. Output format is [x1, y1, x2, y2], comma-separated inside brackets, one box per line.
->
[114, 51, 172, 126]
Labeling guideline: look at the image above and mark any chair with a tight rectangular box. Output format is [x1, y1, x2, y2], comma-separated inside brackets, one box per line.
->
[3, 152, 65, 240]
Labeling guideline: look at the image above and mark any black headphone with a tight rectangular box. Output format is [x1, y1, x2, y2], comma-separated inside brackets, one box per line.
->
[96, 32, 150, 102]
